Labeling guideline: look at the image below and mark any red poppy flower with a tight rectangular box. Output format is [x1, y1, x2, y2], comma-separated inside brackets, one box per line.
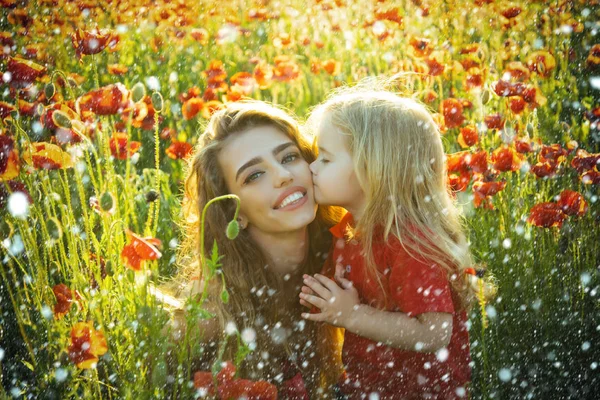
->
[190, 28, 209, 45]
[120, 229, 162, 271]
[556, 190, 588, 217]
[539, 143, 567, 164]
[76, 83, 129, 116]
[0, 135, 19, 181]
[586, 44, 600, 69]
[528, 202, 566, 228]
[68, 321, 108, 369]
[466, 150, 489, 174]
[122, 96, 162, 131]
[460, 57, 480, 71]
[426, 52, 445, 76]
[570, 149, 600, 173]
[526, 50, 556, 78]
[203, 100, 225, 118]
[460, 44, 480, 54]
[442, 98, 465, 129]
[493, 79, 526, 97]
[107, 64, 128, 75]
[484, 114, 505, 130]
[53, 283, 73, 319]
[515, 137, 534, 154]
[194, 361, 277, 400]
[5, 56, 46, 86]
[0, 101, 16, 119]
[179, 86, 202, 104]
[448, 171, 471, 192]
[230, 72, 257, 95]
[531, 161, 558, 178]
[109, 132, 141, 160]
[581, 170, 600, 185]
[458, 125, 478, 148]
[446, 151, 469, 174]
[252, 61, 273, 89]
[503, 61, 530, 82]
[374, 7, 403, 24]
[166, 140, 193, 160]
[204, 60, 228, 87]
[422, 90, 437, 104]
[22, 142, 74, 170]
[322, 59, 341, 76]
[522, 86, 547, 108]
[71, 28, 118, 59]
[491, 146, 524, 172]
[182, 97, 205, 120]
[472, 179, 506, 209]
[273, 57, 301, 82]
[409, 36, 433, 58]
[18, 99, 36, 116]
[465, 68, 484, 90]
[508, 96, 526, 114]
[501, 6, 522, 19]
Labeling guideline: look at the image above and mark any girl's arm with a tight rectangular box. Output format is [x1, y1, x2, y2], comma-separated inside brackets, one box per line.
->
[300, 274, 453, 352]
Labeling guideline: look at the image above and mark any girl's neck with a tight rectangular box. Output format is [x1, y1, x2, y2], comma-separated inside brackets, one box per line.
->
[248, 226, 309, 276]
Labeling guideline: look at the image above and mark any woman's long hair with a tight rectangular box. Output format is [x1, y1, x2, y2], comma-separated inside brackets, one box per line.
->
[163, 101, 344, 395]
[307, 82, 478, 310]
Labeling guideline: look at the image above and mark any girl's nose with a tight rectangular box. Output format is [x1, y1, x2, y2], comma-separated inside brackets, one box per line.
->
[309, 160, 317, 174]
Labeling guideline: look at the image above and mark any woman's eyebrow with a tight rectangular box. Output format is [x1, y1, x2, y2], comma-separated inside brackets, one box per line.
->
[235, 142, 296, 181]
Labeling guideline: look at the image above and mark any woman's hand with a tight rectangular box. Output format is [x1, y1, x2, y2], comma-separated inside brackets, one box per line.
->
[299, 273, 360, 328]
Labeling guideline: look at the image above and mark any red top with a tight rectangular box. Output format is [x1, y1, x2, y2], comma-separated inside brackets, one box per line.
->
[327, 213, 471, 399]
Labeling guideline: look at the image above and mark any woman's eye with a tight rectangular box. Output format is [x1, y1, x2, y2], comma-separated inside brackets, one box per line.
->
[282, 152, 299, 163]
[320, 158, 329, 164]
[244, 171, 263, 184]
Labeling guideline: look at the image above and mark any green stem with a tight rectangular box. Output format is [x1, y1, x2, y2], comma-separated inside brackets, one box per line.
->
[198, 195, 241, 299]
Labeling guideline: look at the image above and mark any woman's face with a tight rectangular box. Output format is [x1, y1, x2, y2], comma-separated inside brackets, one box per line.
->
[218, 125, 317, 234]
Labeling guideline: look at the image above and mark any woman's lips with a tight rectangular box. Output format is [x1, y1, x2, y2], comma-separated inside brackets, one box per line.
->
[276, 191, 308, 211]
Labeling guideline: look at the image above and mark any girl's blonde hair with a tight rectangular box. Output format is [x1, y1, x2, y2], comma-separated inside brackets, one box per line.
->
[164, 101, 344, 394]
[308, 79, 477, 309]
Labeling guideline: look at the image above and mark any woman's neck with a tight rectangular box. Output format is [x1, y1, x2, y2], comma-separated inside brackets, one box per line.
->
[247, 226, 309, 276]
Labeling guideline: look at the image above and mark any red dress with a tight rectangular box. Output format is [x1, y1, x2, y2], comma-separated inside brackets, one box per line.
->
[327, 213, 471, 400]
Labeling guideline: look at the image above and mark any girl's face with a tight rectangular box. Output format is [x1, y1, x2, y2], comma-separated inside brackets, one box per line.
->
[218, 125, 317, 234]
[309, 115, 366, 216]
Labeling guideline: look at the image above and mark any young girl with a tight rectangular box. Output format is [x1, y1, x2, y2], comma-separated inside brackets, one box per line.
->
[299, 87, 476, 399]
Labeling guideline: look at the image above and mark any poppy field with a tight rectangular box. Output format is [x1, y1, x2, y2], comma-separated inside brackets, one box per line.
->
[0, 0, 599, 399]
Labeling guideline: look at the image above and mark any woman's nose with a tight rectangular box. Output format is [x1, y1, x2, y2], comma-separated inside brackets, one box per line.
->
[309, 160, 317, 175]
[273, 165, 293, 187]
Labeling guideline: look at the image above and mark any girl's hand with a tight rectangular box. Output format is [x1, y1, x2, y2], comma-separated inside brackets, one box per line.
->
[299, 273, 360, 328]
[298, 263, 347, 309]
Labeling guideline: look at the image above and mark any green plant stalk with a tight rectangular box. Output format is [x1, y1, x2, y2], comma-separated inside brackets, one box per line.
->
[198, 195, 241, 302]
[152, 112, 161, 236]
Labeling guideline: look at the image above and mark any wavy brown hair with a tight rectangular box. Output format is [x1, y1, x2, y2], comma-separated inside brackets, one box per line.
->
[164, 101, 344, 396]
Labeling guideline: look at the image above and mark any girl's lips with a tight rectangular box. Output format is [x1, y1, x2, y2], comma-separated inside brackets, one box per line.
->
[276, 191, 309, 211]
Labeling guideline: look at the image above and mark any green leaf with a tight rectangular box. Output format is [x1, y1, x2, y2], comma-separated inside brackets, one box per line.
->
[22, 360, 34, 371]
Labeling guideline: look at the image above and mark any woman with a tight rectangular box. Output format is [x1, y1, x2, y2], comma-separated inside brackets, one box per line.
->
[162, 101, 344, 397]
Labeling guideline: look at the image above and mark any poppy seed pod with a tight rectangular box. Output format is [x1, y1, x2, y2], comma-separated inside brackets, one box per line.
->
[151, 92, 164, 113]
[131, 82, 146, 103]
[51, 110, 72, 129]
[145, 190, 159, 203]
[45, 82, 56, 100]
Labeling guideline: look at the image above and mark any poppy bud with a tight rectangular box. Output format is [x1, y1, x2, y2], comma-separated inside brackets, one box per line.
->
[526, 122, 534, 135]
[481, 89, 491, 105]
[52, 110, 72, 129]
[99, 191, 115, 213]
[220, 288, 229, 303]
[145, 190, 159, 203]
[131, 82, 146, 103]
[151, 92, 164, 113]
[45, 83, 56, 100]
[226, 219, 239, 240]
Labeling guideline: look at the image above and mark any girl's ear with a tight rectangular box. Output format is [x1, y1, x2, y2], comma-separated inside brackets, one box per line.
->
[237, 214, 248, 230]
